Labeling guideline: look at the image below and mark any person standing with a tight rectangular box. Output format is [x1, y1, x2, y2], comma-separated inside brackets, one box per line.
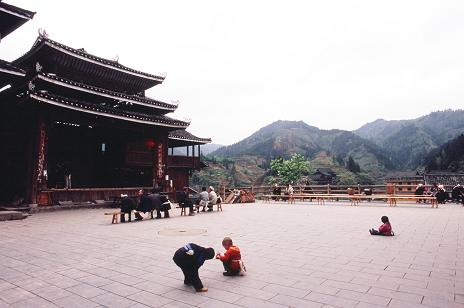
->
[172, 243, 215, 292]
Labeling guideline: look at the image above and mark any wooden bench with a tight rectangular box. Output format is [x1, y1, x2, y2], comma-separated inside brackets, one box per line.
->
[104, 210, 156, 224]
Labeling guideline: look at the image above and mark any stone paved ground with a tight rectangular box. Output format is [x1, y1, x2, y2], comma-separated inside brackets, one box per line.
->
[0, 201, 463, 308]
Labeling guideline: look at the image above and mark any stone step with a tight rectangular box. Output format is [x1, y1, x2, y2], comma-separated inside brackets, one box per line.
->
[0, 211, 28, 221]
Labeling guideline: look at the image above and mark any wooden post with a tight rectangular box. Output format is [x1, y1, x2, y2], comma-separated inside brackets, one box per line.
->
[327, 184, 330, 194]
[357, 184, 361, 194]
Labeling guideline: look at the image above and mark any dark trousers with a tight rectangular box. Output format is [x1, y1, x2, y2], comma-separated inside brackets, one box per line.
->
[120, 212, 131, 223]
[223, 261, 240, 275]
[156, 210, 170, 218]
[370, 230, 389, 236]
[173, 254, 203, 290]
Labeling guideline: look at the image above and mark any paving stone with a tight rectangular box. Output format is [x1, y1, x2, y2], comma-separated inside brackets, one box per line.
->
[127, 291, 173, 307]
[11, 296, 58, 308]
[368, 287, 423, 304]
[91, 292, 137, 308]
[305, 292, 359, 308]
[0, 287, 36, 304]
[66, 283, 107, 299]
[53, 294, 100, 308]
[262, 283, 310, 298]
[336, 289, 391, 306]
[234, 296, 288, 308]
[100, 282, 140, 296]
[269, 294, 323, 308]
[32, 285, 73, 301]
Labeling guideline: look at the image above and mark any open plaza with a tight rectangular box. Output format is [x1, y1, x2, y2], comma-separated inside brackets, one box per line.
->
[1, 201, 463, 308]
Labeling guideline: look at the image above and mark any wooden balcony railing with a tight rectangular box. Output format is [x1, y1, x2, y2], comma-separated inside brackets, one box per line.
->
[167, 155, 201, 169]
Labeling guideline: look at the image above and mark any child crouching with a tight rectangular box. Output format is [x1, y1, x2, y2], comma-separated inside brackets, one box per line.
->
[216, 237, 244, 276]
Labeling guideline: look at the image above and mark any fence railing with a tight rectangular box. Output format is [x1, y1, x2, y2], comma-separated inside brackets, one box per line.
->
[217, 184, 444, 200]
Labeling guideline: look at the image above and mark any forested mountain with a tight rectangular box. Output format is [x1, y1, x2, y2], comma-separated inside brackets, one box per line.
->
[424, 134, 464, 172]
[354, 110, 464, 169]
[192, 110, 464, 187]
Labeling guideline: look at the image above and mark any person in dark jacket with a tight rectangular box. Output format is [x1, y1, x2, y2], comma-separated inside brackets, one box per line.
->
[120, 196, 137, 223]
[172, 243, 215, 292]
[137, 190, 154, 220]
[150, 187, 170, 219]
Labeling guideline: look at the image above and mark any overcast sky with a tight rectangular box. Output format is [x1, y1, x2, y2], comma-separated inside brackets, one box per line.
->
[1, 1, 463, 145]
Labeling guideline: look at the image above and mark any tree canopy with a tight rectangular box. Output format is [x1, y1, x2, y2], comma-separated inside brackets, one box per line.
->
[270, 154, 311, 184]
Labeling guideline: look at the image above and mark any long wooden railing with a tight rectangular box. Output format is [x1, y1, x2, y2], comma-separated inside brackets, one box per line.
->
[218, 184, 446, 200]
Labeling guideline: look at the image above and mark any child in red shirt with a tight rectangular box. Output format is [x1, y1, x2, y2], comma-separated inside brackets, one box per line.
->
[370, 216, 394, 236]
[216, 237, 242, 276]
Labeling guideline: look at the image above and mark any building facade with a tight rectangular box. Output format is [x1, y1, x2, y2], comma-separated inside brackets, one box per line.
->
[0, 2, 210, 205]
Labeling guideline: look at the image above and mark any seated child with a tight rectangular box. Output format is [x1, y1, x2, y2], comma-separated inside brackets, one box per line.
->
[369, 216, 394, 236]
[216, 237, 243, 276]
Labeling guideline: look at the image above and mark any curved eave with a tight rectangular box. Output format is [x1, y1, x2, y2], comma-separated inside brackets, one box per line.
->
[34, 73, 177, 112]
[168, 136, 212, 145]
[0, 2, 35, 19]
[28, 92, 189, 129]
[14, 37, 165, 83]
[168, 130, 212, 146]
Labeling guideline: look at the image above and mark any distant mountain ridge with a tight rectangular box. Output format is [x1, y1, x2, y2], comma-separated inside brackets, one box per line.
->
[354, 110, 464, 168]
[196, 109, 464, 187]
[211, 120, 393, 180]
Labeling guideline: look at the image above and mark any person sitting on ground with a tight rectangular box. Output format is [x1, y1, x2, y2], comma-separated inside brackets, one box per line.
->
[176, 187, 195, 216]
[120, 194, 137, 223]
[172, 243, 215, 292]
[216, 237, 243, 276]
[369, 216, 394, 236]
[198, 186, 209, 212]
[208, 186, 217, 212]
[272, 184, 281, 201]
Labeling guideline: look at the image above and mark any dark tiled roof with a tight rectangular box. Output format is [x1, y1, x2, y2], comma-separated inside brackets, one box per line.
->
[28, 91, 189, 128]
[168, 130, 211, 144]
[15, 36, 165, 82]
[0, 1, 35, 19]
[0, 59, 25, 76]
[33, 73, 177, 111]
[424, 172, 464, 187]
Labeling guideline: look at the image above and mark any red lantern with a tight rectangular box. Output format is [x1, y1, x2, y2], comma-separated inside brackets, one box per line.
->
[145, 139, 156, 149]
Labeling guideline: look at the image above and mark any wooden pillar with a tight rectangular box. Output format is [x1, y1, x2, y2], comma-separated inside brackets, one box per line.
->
[29, 114, 48, 205]
[154, 136, 168, 190]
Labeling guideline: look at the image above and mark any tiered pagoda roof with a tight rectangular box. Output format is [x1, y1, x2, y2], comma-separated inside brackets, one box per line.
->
[30, 73, 178, 114]
[0, 1, 35, 40]
[168, 130, 212, 146]
[0, 59, 25, 88]
[27, 91, 188, 128]
[14, 35, 165, 94]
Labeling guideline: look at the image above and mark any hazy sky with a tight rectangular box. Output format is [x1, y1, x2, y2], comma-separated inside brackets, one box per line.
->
[1, 1, 463, 145]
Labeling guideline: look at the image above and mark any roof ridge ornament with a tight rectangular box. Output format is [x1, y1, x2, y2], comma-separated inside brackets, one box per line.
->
[35, 61, 42, 72]
[38, 28, 48, 38]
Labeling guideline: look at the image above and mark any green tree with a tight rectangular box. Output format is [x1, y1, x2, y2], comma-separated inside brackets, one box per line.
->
[346, 155, 361, 173]
[270, 154, 311, 184]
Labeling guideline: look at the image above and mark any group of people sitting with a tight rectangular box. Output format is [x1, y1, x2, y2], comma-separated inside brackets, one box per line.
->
[176, 186, 221, 216]
[271, 183, 294, 201]
[415, 183, 464, 205]
[120, 187, 171, 223]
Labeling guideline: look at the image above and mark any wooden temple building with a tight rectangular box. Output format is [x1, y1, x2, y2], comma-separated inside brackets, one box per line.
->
[0, 2, 210, 206]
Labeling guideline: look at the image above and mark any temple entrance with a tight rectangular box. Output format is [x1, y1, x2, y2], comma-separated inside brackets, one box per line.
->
[46, 121, 154, 189]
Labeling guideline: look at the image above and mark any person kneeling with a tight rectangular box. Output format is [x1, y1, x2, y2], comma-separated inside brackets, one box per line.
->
[369, 216, 394, 236]
[216, 237, 243, 276]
